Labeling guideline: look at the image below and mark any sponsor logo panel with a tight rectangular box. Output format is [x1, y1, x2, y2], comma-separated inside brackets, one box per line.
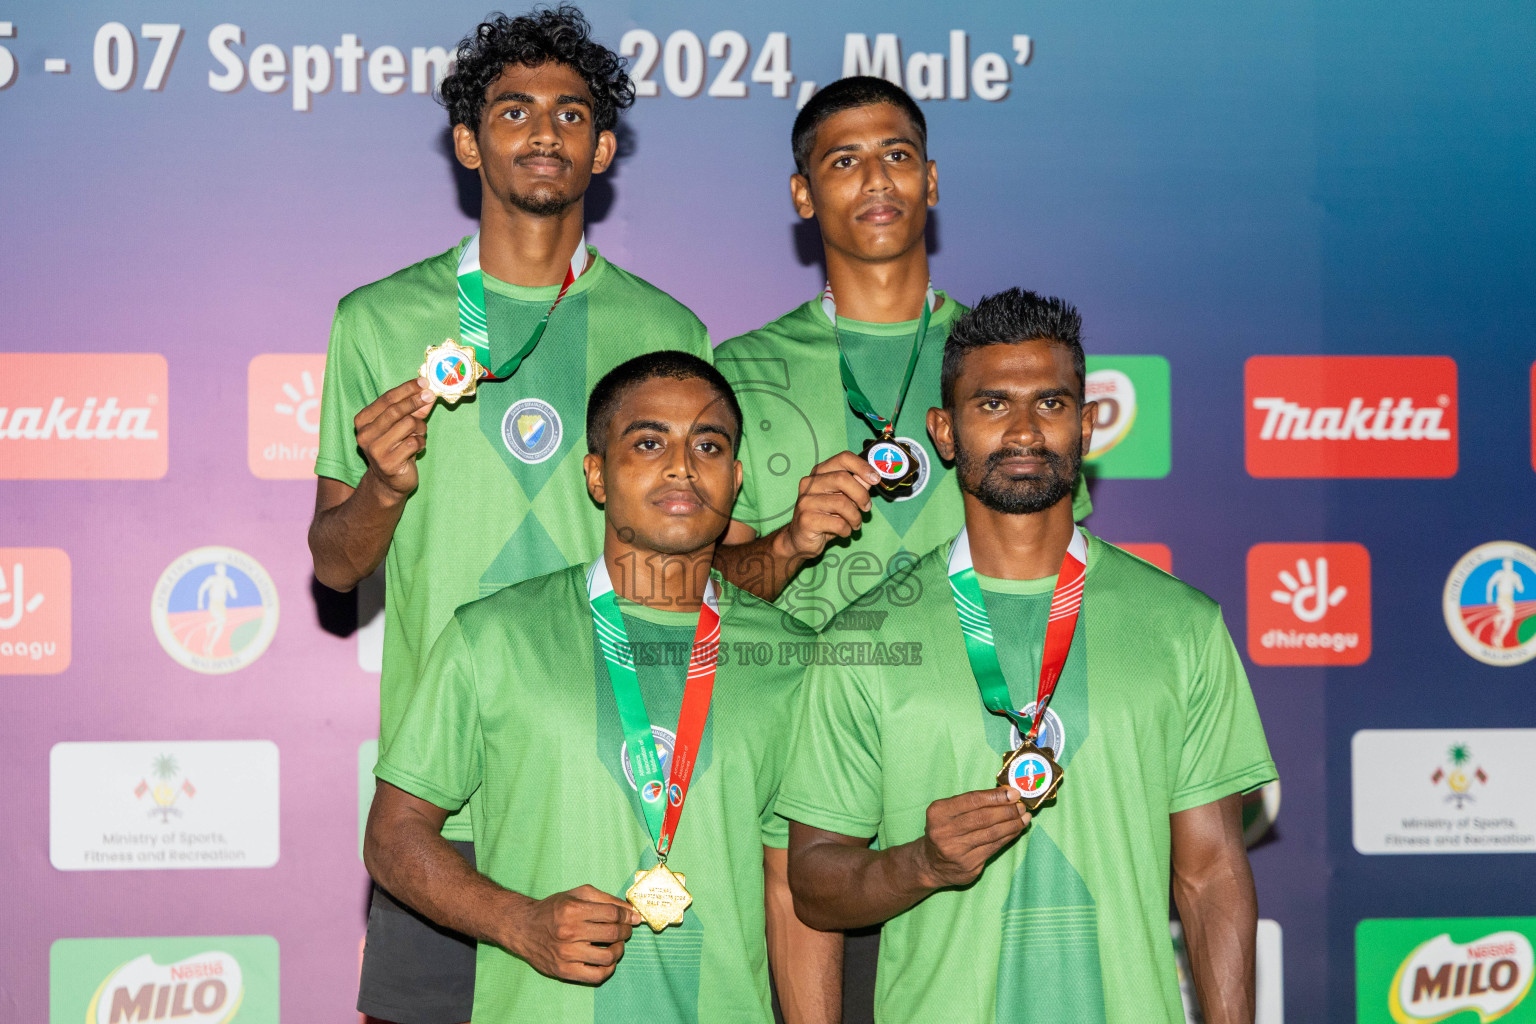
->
[1356, 917, 1536, 1023]
[247, 354, 325, 479]
[1353, 729, 1536, 855]
[151, 546, 279, 674]
[1443, 542, 1536, 666]
[50, 740, 279, 870]
[0, 547, 70, 674]
[0, 353, 168, 480]
[1083, 355, 1171, 479]
[1114, 542, 1173, 574]
[1244, 355, 1457, 478]
[1175, 919, 1283, 1023]
[1247, 543, 1371, 665]
[50, 934, 278, 1023]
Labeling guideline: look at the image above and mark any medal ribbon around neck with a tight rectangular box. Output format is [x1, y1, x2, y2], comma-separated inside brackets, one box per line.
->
[457, 231, 587, 381]
[948, 525, 1087, 744]
[820, 282, 935, 439]
[588, 558, 722, 860]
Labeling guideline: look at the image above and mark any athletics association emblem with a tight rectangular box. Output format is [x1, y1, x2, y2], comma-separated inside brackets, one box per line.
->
[150, 546, 278, 674]
[419, 340, 482, 404]
[1008, 753, 1055, 795]
[621, 725, 676, 794]
[1442, 542, 1536, 666]
[867, 439, 908, 479]
[501, 398, 562, 464]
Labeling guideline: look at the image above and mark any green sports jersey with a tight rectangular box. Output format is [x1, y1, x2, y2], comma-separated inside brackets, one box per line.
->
[375, 565, 802, 1023]
[317, 240, 710, 840]
[716, 296, 1091, 632]
[775, 532, 1276, 1024]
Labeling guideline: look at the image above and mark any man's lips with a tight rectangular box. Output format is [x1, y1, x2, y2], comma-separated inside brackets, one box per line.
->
[856, 202, 903, 224]
[516, 156, 570, 175]
[652, 490, 704, 514]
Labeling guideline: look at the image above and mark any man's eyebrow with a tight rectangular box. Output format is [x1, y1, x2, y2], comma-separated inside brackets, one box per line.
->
[819, 135, 920, 161]
[969, 386, 1077, 402]
[879, 135, 920, 149]
[620, 419, 675, 438]
[487, 91, 591, 109]
[556, 93, 592, 108]
[690, 421, 734, 440]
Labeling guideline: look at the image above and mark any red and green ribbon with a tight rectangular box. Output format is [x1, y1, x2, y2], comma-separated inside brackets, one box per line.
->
[456, 231, 587, 381]
[820, 282, 936, 439]
[588, 558, 721, 859]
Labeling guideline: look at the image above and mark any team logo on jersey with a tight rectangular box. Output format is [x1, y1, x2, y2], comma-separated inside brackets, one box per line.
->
[1009, 704, 1066, 759]
[1007, 752, 1056, 796]
[1443, 542, 1536, 666]
[501, 398, 561, 464]
[150, 547, 279, 674]
[620, 726, 676, 792]
[86, 950, 245, 1024]
[890, 436, 930, 501]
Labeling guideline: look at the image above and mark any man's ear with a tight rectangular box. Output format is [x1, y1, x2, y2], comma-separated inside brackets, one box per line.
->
[591, 129, 618, 174]
[926, 159, 939, 207]
[583, 452, 606, 505]
[1079, 398, 1097, 457]
[453, 123, 483, 171]
[790, 173, 816, 220]
[927, 406, 956, 462]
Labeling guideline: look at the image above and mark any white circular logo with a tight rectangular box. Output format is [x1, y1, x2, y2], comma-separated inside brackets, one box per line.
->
[151, 546, 279, 674]
[1009, 704, 1067, 757]
[892, 436, 930, 501]
[1084, 368, 1137, 460]
[501, 398, 562, 464]
[1443, 541, 1536, 666]
[620, 726, 676, 791]
[866, 439, 911, 481]
[1241, 778, 1281, 847]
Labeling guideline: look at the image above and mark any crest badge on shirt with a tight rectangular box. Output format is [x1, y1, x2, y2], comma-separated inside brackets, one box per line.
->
[501, 398, 562, 464]
[1009, 703, 1067, 760]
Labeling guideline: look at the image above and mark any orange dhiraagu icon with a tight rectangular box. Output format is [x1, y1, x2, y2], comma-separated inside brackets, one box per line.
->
[0, 353, 167, 479]
[248, 354, 326, 479]
[1247, 542, 1371, 666]
[0, 547, 70, 674]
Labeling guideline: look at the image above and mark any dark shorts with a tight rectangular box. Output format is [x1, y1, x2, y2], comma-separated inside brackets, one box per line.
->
[357, 840, 477, 1024]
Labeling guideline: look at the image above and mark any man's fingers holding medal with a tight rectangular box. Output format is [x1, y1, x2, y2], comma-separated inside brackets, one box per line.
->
[507, 884, 642, 984]
[786, 451, 881, 558]
[916, 788, 1031, 890]
[354, 379, 434, 497]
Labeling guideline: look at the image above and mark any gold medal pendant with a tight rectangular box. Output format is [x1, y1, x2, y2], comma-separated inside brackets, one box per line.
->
[418, 340, 483, 404]
[997, 741, 1065, 812]
[626, 862, 692, 932]
[861, 435, 921, 495]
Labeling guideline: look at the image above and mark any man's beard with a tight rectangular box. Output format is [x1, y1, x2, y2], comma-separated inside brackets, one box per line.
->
[954, 434, 1082, 515]
[505, 154, 580, 216]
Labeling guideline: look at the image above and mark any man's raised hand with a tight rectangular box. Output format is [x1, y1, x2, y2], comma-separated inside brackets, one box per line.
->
[781, 451, 882, 559]
[354, 378, 435, 501]
[915, 788, 1030, 890]
[504, 884, 642, 985]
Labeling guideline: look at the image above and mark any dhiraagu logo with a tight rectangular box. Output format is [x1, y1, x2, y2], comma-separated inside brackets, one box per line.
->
[1082, 355, 1170, 479]
[50, 935, 278, 1023]
[1357, 917, 1536, 1023]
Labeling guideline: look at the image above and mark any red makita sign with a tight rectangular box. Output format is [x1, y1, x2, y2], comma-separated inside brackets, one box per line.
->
[1245, 356, 1457, 478]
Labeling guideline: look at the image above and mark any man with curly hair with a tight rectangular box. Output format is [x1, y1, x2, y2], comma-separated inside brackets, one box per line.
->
[310, 8, 711, 1022]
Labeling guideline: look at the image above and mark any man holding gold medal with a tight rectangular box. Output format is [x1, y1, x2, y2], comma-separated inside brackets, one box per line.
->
[364, 352, 840, 1023]
[778, 289, 1277, 1024]
[309, 9, 710, 1021]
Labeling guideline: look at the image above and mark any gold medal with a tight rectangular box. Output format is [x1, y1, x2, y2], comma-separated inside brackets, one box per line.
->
[997, 741, 1065, 812]
[418, 340, 483, 404]
[861, 435, 921, 495]
[626, 861, 692, 932]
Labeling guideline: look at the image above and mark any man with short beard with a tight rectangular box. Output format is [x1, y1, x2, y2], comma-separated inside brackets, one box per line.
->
[777, 288, 1277, 1024]
[309, 9, 709, 1022]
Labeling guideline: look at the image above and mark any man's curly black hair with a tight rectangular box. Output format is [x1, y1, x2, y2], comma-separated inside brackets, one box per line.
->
[440, 6, 634, 135]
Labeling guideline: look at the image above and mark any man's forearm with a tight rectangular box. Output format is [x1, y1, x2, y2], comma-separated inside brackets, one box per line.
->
[766, 847, 843, 1024]
[713, 527, 807, 603]
[1174, 849, 1258, 1024]
[790, 835, 937, 932]
[363, 802, 527, 950]
[309, 472, 409, 592]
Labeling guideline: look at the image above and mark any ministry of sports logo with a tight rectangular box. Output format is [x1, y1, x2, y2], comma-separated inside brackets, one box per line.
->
[501, 398, 561, 464]
[620, 725, 676, 798]
[151, 547, 279, 674]
[1443, 542, 1536, 666]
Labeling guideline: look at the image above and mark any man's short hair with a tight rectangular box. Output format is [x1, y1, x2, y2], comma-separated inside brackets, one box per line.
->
[586, 351, 743, 456]
[941, 288, 1085, 408]
[791, 76, 928, 177]
[440, 5, 634, 135]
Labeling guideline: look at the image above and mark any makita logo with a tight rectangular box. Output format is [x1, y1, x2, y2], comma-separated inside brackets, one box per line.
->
[0, 397, 158, 440]
[1245, 356, 1457, 478]
[0, 354, 167, 479]
[1252, 397, 1452, 442]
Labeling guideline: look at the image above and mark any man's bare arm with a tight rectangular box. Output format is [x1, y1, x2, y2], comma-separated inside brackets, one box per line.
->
[765, 845, 843, 1024]
[1171, 793, 1257, 1024]
[363, 779, 641, 984]
[786, 788, 1029, 931]
[714, 451, 878, 602]
[308, 380, 433, 591]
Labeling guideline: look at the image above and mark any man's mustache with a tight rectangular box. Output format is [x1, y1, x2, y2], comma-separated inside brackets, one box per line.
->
[983, 446, 1066, 473]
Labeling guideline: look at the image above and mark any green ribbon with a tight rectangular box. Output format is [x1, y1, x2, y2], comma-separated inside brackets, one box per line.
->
[821, 283, 936, 437]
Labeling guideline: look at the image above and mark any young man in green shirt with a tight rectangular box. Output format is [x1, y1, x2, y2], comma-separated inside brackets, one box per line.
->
[309, 10, 709, 1022]
[778, 289, 1276, 1024]
[713, 77, 1089, 632]
[364, 352, 840, 1024]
